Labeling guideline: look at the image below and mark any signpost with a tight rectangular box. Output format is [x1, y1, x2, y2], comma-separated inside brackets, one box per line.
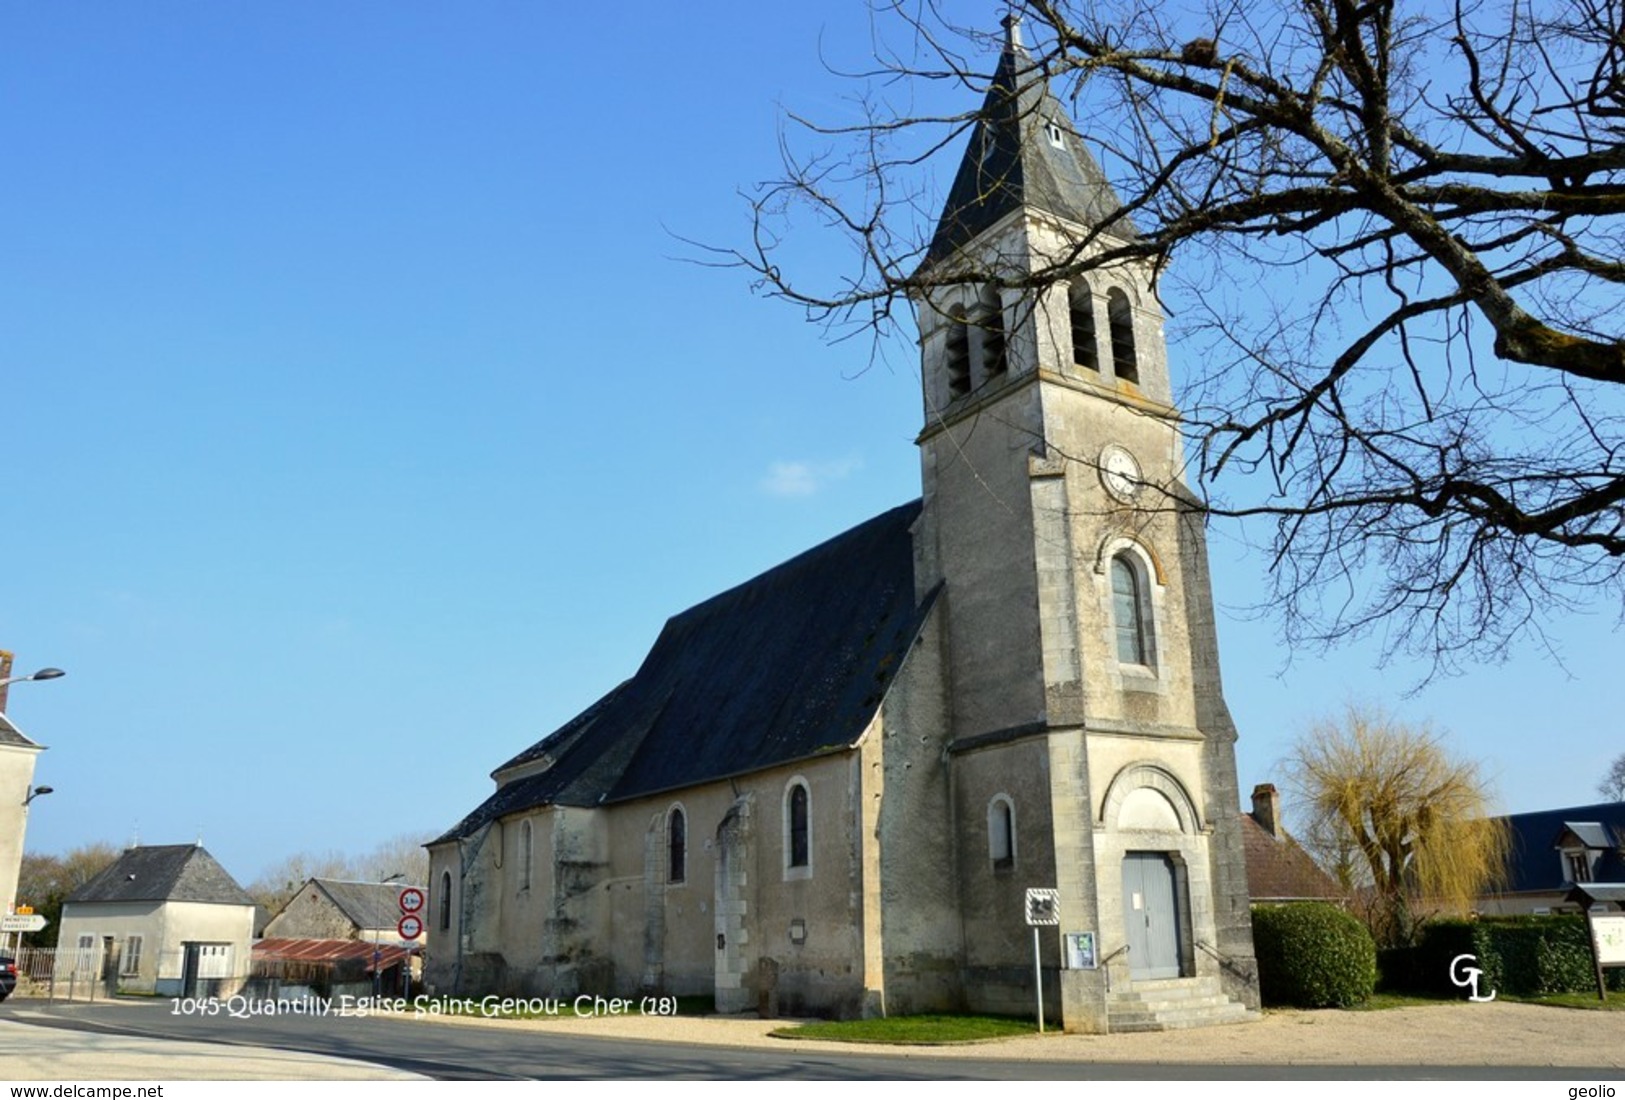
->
[0, 914, 47, 933]
[1024, 888, 1060, 1034]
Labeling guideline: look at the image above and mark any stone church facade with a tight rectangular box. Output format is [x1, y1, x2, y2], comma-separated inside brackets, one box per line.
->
[425, 17, 1260, 1032]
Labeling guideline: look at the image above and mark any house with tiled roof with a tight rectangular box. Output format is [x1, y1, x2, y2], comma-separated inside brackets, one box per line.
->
[1477, 801, 1625, 915]
[55, 844, 255, 996]
[1240, 784, 1343, 904]
[425, 15, 1261, 1033]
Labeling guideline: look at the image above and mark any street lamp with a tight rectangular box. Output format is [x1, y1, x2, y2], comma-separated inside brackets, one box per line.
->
[22, 786, 53, 807]
[0, 667, 65, 690]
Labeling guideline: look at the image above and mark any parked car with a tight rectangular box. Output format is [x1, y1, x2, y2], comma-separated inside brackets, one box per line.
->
[0, 955, 17, 1001]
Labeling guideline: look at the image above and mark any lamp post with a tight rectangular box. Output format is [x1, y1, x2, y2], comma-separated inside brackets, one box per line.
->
[2, 664, 63, 955]
[374, 872, 404, 997]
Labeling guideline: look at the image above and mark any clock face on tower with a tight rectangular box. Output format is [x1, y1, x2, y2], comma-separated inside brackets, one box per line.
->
[1099, 444, 1142, 502]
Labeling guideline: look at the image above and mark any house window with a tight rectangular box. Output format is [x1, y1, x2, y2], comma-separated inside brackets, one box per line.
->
[988, 796, 1016, 868]
[439, 870, 453, 931]
[1567, 851, 1592, 883]
[668, 806, 687, 885]
[1069, 281, 1098, 371]
[946, 306, 971, 398]
[520, 820, 533, 891]
[1112, 552, 1155, 667]
[121, 935, 143, 977]
[977, 286, 1006, 378]
[1107, 288, 1139, 384]
[786, 780, 811, 874]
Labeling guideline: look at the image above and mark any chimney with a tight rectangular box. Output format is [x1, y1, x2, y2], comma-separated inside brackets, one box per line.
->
[1251, 783, 1283, 839]
[0, 649, 13, 714]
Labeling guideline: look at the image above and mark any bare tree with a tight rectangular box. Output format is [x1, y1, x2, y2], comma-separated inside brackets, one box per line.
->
[727, 0, 1625, 674]
[247, 832, 434, 913]
[1600, 751, 1625, 801]
[15, 844, 121, 948]
[1286, 704, 1508, 945]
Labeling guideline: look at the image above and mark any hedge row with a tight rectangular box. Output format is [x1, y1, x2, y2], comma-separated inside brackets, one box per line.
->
[1379, 915, 1625, 997]
[1252, 903, 1377, 1007]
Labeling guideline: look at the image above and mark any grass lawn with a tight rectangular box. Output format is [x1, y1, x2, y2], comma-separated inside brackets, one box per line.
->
[769, 1014, 1041, 1044]
[1501, 991, 1623, 1011]
[1347, 991, 1455, 1011]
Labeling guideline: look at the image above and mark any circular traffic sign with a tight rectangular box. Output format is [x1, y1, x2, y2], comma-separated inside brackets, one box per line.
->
[399, 887, 425, 913]
[398, 914, 424, 940]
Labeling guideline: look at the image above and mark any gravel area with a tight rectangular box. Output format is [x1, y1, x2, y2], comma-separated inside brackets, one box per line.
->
[401, 1000, 1624, 1067]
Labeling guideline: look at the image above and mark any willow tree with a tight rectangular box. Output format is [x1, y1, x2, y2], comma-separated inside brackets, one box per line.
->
[1287, 705, 1509, 945]
[729, 0, 1625, 677]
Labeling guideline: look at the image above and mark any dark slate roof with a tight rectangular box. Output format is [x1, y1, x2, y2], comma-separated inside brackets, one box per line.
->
[311, 879, 425, 929]
[1239, 814, 1344, 902]
[1496, 801, 1625, 894]
[0, 713, 42, 750]
[66, 844, 254, 906]
[924, 15, 1136, 269]
[436, 501, 933, 843]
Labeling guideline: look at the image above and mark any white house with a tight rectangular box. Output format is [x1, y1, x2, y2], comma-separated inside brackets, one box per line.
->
[56, 844, 255, 997]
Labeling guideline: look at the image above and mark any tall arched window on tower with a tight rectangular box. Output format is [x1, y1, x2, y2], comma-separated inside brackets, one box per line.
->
[945, 305, 971, 398]
[977, 285, 1006, 378]
[1112, 552, 1155, 667]
[438, 870, 452, 931]
[785, 780, 811, 873]
[1069, 281, 1098, 371]
[668, 806, 686, 885]
[1107, 288, 1139, 384]
[519, 819, 533, 890]
[988, 795, 1016, 868]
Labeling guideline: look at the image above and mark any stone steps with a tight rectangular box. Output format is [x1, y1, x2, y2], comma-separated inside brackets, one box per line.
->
[1106, 976, 1260, 1032]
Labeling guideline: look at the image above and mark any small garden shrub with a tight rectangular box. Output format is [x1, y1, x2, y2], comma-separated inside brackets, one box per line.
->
[1252, 902, 1377, 1007]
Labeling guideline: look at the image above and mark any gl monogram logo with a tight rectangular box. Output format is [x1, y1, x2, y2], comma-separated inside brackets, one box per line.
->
[1448, 953, 1497, 1002]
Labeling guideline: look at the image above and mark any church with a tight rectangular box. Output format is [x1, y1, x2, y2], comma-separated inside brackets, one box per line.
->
[424, 16, 1261, 1033]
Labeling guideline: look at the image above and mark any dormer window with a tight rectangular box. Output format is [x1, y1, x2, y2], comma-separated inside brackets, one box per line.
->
[1045, 120, 1065, 148]
[1566, 850, 1593, 883]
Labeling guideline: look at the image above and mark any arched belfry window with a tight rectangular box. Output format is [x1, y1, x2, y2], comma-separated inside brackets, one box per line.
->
[988, 796, 1016, 868]
[977, 285, 1006, 377]
[668, 806, 687, 885]
[1107, 288, 1139, 384]
[1070, 281, 1098, 371]
[438, 870, 452, 931]
[1112, 551, 1155, 667]
[785, 780, 811, 874]
[945, 305, 971, 398]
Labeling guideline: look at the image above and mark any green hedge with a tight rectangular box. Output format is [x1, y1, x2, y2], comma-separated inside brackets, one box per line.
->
[1252, 903, 1377, 1007]
[1388, 915, 1625, 997]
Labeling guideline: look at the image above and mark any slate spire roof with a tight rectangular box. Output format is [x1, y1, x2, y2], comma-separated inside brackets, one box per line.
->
[924, 13, 1136, 268]
[436, 501, 934, 843]
[66, 844, 254, 906]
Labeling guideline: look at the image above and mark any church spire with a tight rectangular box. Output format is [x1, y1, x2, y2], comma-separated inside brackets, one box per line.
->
[923, 13, 1135, 268]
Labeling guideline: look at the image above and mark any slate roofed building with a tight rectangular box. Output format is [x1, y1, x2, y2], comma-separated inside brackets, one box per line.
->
[264, 878, 429, 945]
[1478, 801, 1625, 915]
[426, 15, 1262, 1033]
[56, 844, 255, 997]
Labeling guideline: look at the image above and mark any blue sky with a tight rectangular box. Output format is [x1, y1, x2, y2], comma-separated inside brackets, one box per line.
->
[2, 2, 1615, 889]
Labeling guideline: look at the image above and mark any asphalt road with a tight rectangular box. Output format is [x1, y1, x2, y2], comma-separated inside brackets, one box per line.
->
[2, 999, 1602, 1081]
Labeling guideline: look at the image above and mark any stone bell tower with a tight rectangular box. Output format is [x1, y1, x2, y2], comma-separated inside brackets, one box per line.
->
[910, 14, 1259, 1030]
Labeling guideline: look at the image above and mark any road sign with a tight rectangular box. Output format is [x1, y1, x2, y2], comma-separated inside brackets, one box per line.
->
[398, 914, 424, 941]
[1024, 888, 1060, 926]
[0, 914, 47, 933]
[399, 887, 425, 914]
